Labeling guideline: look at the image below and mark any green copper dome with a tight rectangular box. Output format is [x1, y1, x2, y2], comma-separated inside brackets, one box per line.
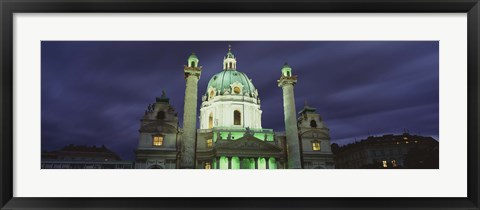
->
[206, 70, 256, 96]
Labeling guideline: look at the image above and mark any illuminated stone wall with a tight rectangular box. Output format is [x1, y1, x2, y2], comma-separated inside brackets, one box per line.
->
[297, 105, 335, 169]
[200, 95, 262, 129]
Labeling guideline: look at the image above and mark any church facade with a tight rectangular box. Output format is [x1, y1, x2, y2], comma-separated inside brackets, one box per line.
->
[134, 46, 335, 169]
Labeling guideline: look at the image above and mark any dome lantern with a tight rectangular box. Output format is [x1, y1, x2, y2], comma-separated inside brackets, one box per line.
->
[281, 62, 292, 77]
[188, 52, 199, 68]
[223, 45, 237, 70]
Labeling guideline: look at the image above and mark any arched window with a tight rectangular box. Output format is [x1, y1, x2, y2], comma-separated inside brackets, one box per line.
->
[287, 71, 291, 77]
[208, 113, 213, 129]
[310, 120, 317, 128]
[157, 111, 165, 120]
[190, 61, 195, 67]
[234, 110, 241, 125]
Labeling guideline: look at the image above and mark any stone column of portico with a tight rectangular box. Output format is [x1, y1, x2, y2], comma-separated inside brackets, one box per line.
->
[180, 53, 202, 169]
[278, 63, 302, 169]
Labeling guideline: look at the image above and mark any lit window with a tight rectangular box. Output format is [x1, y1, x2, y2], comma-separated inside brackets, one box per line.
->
[205, 162, 211, 169]
[206, 139, 213, 148]
[396, 142, 400, 144]
[312, 142, 321, 151]
[414, 140, 418, 143]
[382, 160, 388, 168]
[153, 135, 164, 146]
[403, 137, 408, 140]
[405, 141, 409, 144]
[391, 160, 397, 167]
[233, 86, 241, 94]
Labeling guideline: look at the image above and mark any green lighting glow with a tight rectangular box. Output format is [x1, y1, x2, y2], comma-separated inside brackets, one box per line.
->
[241, 158, 250, 169]
[268, 157, 277, 169]
[281, 63, 292, 77]
[214, 131, 274, 142]
[258, 157, 266, 169]
[212, 158, 217, 169]
[230, 132, 244, 140]
[219, 156, 228, 169]
[231, 157, 240, 169]
[249, 158, 256, 169]
[253, 133, 274, 141]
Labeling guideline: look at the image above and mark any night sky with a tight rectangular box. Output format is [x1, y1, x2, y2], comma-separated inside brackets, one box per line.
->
[41, 41, 439, 160]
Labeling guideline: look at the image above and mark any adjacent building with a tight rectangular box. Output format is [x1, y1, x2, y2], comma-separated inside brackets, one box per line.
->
[41, 144, 133, 169]
[332, 133, 439, 169]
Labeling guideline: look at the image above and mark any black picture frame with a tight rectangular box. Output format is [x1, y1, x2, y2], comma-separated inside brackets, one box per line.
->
[1, 0, 479, 209]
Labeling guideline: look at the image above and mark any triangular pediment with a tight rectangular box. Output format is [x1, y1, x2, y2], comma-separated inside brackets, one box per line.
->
[215, 134, 283, 153]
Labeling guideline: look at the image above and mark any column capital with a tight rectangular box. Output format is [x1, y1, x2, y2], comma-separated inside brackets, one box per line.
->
[184, 66, 202, 79]
[277, 75, 298, 87]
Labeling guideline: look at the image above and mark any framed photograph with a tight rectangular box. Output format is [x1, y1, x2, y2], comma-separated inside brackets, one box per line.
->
[1, 0, 479, 209]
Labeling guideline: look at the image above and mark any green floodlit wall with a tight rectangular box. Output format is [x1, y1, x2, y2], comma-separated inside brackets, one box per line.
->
[219, 156, 228, 169]
[254, 133, 274, 141]
[212, 157, 278, 169]
[249, 158, 256, 169]
[231, 157, 240, 169]
[241, 158, 250, 169]
[269, 157, 277, 169]
[258, 157, 266, 169]
[213, 131, 274, 142]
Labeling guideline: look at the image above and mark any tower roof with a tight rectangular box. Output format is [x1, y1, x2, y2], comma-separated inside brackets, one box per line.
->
[156, 90, 170, 103]
[298, 104, 317, 115]
[282, 62, 292, 71]
[188, 52, 198, 59]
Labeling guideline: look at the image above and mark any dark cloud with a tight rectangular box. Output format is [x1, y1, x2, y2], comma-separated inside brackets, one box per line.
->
[41, 41, 439, 160]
